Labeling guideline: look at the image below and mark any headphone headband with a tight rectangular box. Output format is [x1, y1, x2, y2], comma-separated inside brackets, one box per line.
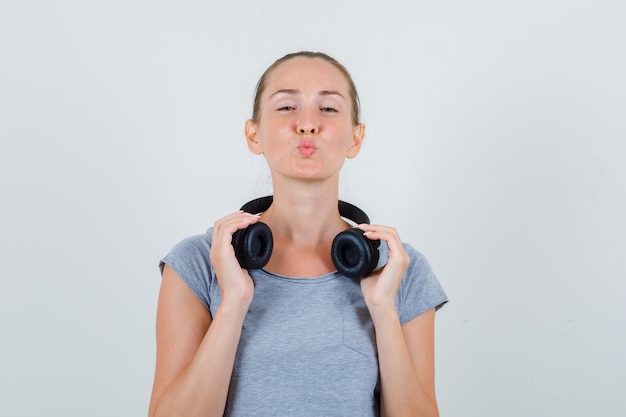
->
[240, 196, 371, 225]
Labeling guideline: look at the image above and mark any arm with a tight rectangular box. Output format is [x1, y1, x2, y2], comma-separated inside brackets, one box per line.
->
[374, 308, 438, 417]
[148, 212, 260, 417]
[357, 225, 439, 417]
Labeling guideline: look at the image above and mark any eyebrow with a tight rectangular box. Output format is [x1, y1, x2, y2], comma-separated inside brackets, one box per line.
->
[269, 89, 346, 100]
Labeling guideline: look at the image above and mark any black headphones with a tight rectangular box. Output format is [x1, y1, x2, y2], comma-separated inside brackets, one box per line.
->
[231, 196, 380, 278]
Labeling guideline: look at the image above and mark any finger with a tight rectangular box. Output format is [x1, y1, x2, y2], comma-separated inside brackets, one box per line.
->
[214, 212, 260, 235]
[356, 224, 399, 241]
[356, 224, 406, 254]
[212, 214, 261, 258]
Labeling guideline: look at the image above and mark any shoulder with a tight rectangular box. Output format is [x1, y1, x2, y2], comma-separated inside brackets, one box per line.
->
[163, 228, 214, 261]
[403, 243, 434, 275]
[159, 228, 216, 310]
[375, 240, 433, 273]
[395, 242, 448, 324]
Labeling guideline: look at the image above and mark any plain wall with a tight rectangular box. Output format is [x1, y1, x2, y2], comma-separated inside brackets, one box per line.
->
[1, 0, 625, 415]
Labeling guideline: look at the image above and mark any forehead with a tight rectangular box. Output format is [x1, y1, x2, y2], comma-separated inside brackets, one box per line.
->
[264, 57, 350, 97]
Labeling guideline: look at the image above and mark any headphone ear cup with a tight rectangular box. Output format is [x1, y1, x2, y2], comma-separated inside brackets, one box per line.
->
[331, 228, 380, 279]
[231, 222, 273, 270]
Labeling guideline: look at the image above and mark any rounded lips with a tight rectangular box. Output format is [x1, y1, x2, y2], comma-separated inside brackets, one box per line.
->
[298, 139, 317, 156]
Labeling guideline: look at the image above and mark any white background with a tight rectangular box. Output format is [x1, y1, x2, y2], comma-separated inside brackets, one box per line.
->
[1, 1, 625, 416]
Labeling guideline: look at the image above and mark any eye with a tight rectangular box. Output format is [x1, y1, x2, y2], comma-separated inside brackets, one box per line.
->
[320, 107, 338, 113]
[278, 106, 295, 111]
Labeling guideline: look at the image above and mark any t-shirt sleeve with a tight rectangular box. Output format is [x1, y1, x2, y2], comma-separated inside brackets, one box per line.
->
[396, 244, 448, 325]
[159, 232, 214, 310]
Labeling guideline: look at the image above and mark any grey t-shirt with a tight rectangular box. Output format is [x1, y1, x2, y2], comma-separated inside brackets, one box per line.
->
[160, 228, 447, 417]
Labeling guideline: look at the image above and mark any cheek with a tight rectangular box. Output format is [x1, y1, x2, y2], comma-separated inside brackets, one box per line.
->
[330, 125, 356, 148]
[261, 118, 291, 136]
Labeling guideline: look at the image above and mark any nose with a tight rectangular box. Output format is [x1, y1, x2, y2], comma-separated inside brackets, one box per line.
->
[297, 109, 319, 134]
[299, 125, 318, 134]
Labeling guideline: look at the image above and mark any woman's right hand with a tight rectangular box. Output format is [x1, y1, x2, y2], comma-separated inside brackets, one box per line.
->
[209, 211, 260, 310]
[150, 212, 260, 417]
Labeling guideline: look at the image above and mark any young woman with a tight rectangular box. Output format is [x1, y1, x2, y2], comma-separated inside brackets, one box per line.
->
[148, 51, 448, 417]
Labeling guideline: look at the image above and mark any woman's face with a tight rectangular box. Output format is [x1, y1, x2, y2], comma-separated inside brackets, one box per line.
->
[245, 57, 364, 183]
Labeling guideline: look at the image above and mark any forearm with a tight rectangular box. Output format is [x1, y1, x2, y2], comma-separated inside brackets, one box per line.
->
[152, 302, 247, 417]
[370, 307, 439, 417]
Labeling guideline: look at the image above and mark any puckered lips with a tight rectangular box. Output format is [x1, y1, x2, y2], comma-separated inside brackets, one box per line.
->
[297, 139, 317, 157]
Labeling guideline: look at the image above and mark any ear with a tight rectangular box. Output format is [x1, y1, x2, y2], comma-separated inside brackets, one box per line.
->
[346, 123, 365, 159]
[245, 119, 263, 155]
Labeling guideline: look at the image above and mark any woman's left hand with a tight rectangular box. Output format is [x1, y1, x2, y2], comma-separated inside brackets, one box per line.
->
[356, 224, 410, 315]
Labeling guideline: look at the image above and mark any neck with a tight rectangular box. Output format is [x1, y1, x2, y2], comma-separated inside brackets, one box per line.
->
[260, 181, 347, 246]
